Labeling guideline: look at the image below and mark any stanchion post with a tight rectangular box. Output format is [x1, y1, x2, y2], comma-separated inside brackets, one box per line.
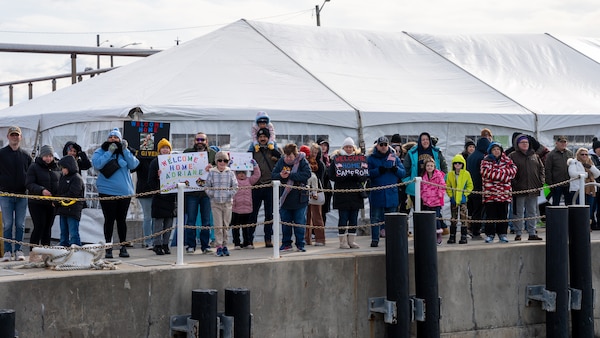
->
[413, 211, 439, 338]
[191, 289, 218, 338]
[272, 180, 281, 259]
[578, 174, 586, 205]
[568, 205, 594, 337]
[176, 182, 185, 265]
[545, 206, 569, 338]
[225, 288, 251, 338]
[0, 309, 15, 338]
[414, 177, 422, 212]
[384, 213, 409, 338]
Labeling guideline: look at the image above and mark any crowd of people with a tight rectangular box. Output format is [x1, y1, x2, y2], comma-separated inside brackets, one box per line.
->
[1, 115, 598, 261]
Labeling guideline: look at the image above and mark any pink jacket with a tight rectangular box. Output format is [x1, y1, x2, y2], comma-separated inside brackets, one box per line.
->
[421, 169, 446, 207]
[232, 165, 261, 214]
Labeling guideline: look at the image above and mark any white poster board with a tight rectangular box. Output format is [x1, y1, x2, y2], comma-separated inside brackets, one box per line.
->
[158, 152, 209, 194]
[229, 152, 253, 171]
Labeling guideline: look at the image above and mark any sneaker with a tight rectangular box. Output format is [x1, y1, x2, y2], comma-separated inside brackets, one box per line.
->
[234, 245, 242, 250]
[216, 247, 224, 257]
[265, 240, 273, 248]
[279, 245, 293, 251]
[499, 235, 509, 243]
[245, 244, 254, 249]
[186, 247, 195, 254]
[370, 241, 379, 248]
[1, 252, 11, 262]
[296, 246, 306, 252]
[485, 236, 494, 243]
[514, 235, 522, 241]
[15, 251, 25, 261]
[222, 247, 230, 256]
[202, 248, 213, 254]
[528, 235, 543, 241]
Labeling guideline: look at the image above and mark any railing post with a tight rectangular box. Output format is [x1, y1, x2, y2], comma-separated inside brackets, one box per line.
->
[272, 180, 281, 259]
[569, 205, 594, 337]
[546, 206, 569, 338]
[384, 213, 410, 338]
[176, 182, 185, 266]
[578, 174, 586, 205]
[414, 177, 422, 212]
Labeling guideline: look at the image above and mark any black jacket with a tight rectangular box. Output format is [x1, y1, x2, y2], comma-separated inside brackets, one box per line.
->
[0, 145, 32, 193]
[56, 156, 85, 220]
[148, 157, 176, 218]
[26, 156, 61, 206]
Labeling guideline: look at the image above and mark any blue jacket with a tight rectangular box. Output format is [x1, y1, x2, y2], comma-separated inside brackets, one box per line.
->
[272, 153, 311, 210]
[92, 142, 139, 196]
[367, 148, 406, 208]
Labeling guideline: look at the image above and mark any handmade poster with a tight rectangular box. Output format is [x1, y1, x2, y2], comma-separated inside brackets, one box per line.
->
[228, 152, 253, 171]
[123, 121, 170, 158]
[333, 155, 369, 177]
[158, 152, 209, 194]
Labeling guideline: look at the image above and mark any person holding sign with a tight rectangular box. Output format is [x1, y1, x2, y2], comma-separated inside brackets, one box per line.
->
[329, 137, 367, 249]
[183, 132, 216, 254]
[148, 138, 176, 255]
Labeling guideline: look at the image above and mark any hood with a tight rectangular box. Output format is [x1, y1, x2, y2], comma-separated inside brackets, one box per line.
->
[58, 155, 79, 174]
[487, 141, 504, 154]
[451, 153, 467, 166]
[417, 132, 432, 150]
[476, 137, 491, 153]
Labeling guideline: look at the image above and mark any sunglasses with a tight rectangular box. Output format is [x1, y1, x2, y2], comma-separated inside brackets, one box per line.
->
[196, 138, 206, 142]
[216, 159, 228, 163]
[378, 143, 388, 147]
[580, 153, 589, 156]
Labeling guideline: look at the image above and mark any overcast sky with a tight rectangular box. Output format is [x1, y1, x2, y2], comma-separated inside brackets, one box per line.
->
[1, 0, 599, 109]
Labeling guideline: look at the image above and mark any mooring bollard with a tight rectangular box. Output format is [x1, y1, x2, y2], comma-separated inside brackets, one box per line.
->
[569, 205, 594, 338]
[0, 309, 15, 338]
[546, 206, 569, 338]
[384, 212, 409, 338]
[192, 289, 218, 338]
[225, 288, 251, 338]
[413, 211, 440, 338]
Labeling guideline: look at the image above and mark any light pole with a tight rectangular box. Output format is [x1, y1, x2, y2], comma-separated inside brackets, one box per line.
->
[110, 42, 141, 67]
[315, 0, 331, 26]
[96, 34, 109, 69]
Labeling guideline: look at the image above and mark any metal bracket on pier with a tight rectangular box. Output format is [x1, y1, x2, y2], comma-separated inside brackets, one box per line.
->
[368, 297, 397, 324]
[409, 296, 426, 322]
[170, 313, 235, 337]
[526, 285, 556, 312]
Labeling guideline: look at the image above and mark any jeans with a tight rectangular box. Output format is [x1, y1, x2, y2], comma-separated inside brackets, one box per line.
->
[338, 209, 359, 235]
[280, 206, 307, 249]
[551, 186, 573, 206]
[0, 196, 27, 252]
[138, 197, 154, 247]
[184, 194, 211, 250]
[59, 215, 81, 246]
[250, 187, 274, 242]
[153, 217, 173, 246]
[514, 195, 537, 236]
[369, 206, 396, 242]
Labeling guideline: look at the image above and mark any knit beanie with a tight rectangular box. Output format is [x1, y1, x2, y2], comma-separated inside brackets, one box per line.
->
[107, 128, 122, 140]
[390, 134, 402, 144]
[157, 138, 172, 151]
[255, 111, 270, 124]
[342, 137, 355, 147]
[257, 127, 270, 139]
[464, 138, 475, 149]
[593, 137, 600, 151]
[40, 144, 54, 157]
[299, 145, 311, 157]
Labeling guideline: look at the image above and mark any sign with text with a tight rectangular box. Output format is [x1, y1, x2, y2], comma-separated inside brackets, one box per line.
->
[158, 152, 209, 194]
[123, 121, 170, 158]
[333, 155, 369, 177]
[229, 152, 253, 171]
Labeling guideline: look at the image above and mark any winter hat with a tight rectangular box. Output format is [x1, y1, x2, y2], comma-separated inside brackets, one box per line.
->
[257, 127, 270, 138]
[40, 144, 54, 157]
[487, 142, 503, 154]
[516, 135, 529, 144]
[107, 128, 122, 140]
[342, 137, 355, 147]
[592, 137, 600, 151]
[299, 145, 311, 157]
[255, 111, 270, 124]
[390, 134, 402, 144]
[481, 128, 493, 139]
[215, 151, 229, 161]
[157, 138, 172, 151]
[317, 138, 329, 146]
[464, 138, 475, 149]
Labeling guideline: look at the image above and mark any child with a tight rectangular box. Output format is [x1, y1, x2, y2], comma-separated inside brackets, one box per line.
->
[445, 154, 473, 244]
[420, 155, 446, 245]
[148, 138, 176, 255]
[206, 151, 238, 257]
[251, 111, 276, 151]
[56, 155, 84, 247]
[231, 159, 261, 249]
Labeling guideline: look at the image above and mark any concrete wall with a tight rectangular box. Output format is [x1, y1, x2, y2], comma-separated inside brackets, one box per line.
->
[0, 243, 598, 337]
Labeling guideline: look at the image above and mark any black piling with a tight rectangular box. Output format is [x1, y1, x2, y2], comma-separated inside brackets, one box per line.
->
[384, 212, 410, 338]
[225, 287, 251, 338]
[0, 309, 15, 338]
[545, 206, 569, 338]
[569, 205, 594, 338]
[191, 289, 218, 338]
[413, 211, 440, 338]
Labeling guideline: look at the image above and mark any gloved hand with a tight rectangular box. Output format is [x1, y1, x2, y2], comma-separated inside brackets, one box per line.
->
[268, 143, 274, 150]
[254, 144, 260, 152]
[250, 159, 258, 167]
[379, 166, 387, 174]
[108, 143, 118, 154]
[391, 165, 398, 173]
[121, 139, 128, 150]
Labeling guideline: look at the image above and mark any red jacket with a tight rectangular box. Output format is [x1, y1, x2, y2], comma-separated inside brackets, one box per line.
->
[481, 153, 517, 203]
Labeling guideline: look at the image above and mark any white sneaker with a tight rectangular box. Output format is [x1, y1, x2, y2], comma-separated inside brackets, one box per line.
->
[15, 251, 25, 261]
[1, 252, 11, 262]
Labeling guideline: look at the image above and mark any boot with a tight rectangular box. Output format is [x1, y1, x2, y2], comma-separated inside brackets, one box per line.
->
[162, 244, 171, 254]
[339, 235, 350, 249]
[447, 225, 457, 244]
[119, 246, 130, 258]
[459, 226, 468, 244]
[153, 245, 164, 255]
[105, 248, 113, 259]
[347, 234, 360, 249]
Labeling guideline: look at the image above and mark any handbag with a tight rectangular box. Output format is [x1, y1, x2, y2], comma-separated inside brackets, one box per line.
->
[99, 158, 120, 178]
[309, 180, 326, 205]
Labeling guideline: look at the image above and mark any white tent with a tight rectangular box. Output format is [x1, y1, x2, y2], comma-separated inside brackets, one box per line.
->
[0, 19, 539, 156]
